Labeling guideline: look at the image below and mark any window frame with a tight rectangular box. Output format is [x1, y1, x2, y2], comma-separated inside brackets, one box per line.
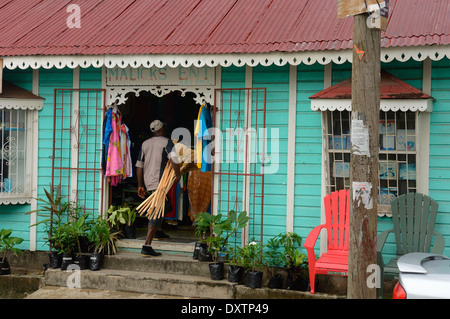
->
[321, 108, 429, 217]
[0, 108, 38, 205]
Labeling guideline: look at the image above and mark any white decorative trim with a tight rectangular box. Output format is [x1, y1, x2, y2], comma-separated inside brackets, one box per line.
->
[107, 86, 215, 106]
[0, 98, 44, 111]
[3, 45, 450, 70]
[311, 99, 352, 112]
[311, 99, 433, 112]
[0, 197, 32, 205]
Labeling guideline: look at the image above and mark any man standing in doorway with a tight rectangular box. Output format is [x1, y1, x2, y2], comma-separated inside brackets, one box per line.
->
[136, 120, 181, 257]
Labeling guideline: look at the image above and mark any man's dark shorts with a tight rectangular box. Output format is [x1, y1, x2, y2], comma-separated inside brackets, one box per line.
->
[146, 190, 172, 228]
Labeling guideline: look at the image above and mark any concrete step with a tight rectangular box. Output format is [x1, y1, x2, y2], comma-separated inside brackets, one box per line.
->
[102, 250, 211, 277]
[25, 285, 193, 299]
[117, 238, 196, 254]
[44, 268, 236, 299]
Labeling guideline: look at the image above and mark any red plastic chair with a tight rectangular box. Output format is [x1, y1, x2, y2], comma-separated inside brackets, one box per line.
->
[304, 189, 350, 294]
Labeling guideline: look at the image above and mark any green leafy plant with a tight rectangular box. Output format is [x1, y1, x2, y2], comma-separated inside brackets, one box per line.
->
[87, 216, 120, 255]
[107, 205, 128, 229]
[196, 210, 250, 264]
[240, 240, 265, 272]
[264, 236, 285, 278]
[122, 207, 136, 227]
[0, 229, 24, 262]
[270, 232, 308, 282]
[194, 213, 209, 242]
[26, 186, 70, 252]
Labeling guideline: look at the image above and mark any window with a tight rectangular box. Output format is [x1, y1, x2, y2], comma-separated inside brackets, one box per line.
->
[325, 110, 417, 216]
[0, 108, 33, 203]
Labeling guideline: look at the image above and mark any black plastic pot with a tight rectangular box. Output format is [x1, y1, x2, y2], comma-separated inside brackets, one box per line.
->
[78, 236, 91, 253]
[246, 271, 263, 288]
[123, 224, 136, 239]
[48, 252, 62, 269]
[227, 265, 244, 283]
[0, 258, 10, 275]
[60, 253, 73, 271]
[285, 276, 308, 291]
[268, 274, 283, 289]
[193, 242, 204, 260]
[209, 262, 224, 280]
[197, 245, 212, 262]
[89, 252, 104, 271]
[73, 255, 90, 270]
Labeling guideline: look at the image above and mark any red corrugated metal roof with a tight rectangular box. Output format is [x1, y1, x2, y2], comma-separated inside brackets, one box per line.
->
[0, 0, 449, 56]
[309, 71, 434, 100]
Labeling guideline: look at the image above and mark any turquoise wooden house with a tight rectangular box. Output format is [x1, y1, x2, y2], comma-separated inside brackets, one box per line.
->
[0, 0, 449, 266]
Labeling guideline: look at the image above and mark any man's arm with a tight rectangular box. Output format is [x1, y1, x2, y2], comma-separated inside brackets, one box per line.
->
[136, 166, 146, 199]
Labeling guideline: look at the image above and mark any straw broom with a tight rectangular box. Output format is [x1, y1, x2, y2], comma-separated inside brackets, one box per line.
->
[137, 148, 197, 220]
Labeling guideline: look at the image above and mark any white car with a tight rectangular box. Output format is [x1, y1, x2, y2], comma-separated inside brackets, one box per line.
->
[393, 252, 450, 299]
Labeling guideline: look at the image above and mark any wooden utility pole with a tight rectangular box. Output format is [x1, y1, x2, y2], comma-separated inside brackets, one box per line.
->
[347, 13, 381, 299]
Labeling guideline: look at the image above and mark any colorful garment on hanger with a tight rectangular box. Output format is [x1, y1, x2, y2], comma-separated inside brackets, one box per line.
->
[102, 108, 113, 172]
[105, 110, 123, 185]
[194, 105, 213, 172]
[103, 105, 133, 186]
[120, 123, 133, 178]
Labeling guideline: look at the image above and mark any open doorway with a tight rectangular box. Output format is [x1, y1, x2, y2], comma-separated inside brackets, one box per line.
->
[109, 90, 201, 242]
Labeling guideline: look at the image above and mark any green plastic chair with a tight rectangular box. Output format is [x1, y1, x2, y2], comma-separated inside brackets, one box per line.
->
[377, 192, 445, 298]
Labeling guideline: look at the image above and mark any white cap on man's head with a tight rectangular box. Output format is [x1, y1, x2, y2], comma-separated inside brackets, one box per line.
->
[150, 120, 163, 132]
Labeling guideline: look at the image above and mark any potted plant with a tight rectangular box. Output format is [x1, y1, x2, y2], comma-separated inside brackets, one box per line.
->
[107, 205, 127, 238]
[193, 212, 209, 260]
[58, 220, 76, 271]
[121, 206, 137, 239]
[264, 236, 285, 289]
[226, 244, 245, 283]
[223, 210, 250, 282]
[0, 229, 24, 275]
[201, 212, 230, 280]
[70, 215, 90, 270]
[86, 215, 120, 270]
[26, 186, 69, 269]
[271, 232, 308, 290]
[241, 240, 265, 288]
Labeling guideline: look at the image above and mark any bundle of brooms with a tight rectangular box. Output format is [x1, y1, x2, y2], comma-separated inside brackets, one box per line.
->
[137, 148, 198, 220]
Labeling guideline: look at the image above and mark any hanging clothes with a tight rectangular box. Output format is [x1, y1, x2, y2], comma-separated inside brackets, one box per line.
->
[120, 123, 133, 178]
[194, 105, 213, 172]
[103, 105, 132, 186]
[102, 108, 113, 172]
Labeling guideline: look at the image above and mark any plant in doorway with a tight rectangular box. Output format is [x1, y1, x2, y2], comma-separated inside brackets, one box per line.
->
[0, 229, 24, 275]
[121, 206, 137, 239]
[107, 205, 137, 238]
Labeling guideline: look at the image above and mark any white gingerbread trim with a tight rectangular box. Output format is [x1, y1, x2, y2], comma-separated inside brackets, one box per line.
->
[107, 86, 215, 106]
[0, 98, 44, 111]
[0, 197, 32, 205]
[311, 98, 433, 112]
[3, 45, 450, 70]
